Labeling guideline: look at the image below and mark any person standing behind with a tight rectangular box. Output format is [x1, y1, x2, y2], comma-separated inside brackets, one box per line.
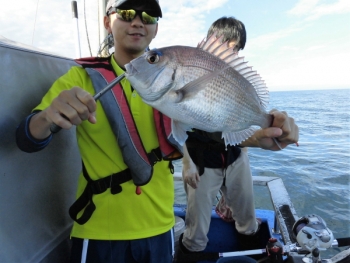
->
[176, 16, 298, 262]
[15, 1, 183, 263]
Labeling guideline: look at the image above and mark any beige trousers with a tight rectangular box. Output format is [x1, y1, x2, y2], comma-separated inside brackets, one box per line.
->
[182, 151, 257, 251]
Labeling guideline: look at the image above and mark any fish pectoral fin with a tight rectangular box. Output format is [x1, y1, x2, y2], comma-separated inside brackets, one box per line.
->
[145, 81, 176, 102]
[177, 65, 231, 100]
[222, 127, 258, 146]
[171, 119, 190, 146]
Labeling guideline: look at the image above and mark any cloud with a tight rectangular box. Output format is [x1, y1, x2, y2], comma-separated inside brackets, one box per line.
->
[244, 24, 304, 52]
[160, 0, 229, 12]
[0, 0, 230, 58]
[306, 45, 326, 51]
[2, 0, 349, 92]
[0, 0, 80, 57]
[151, 0, 228, 48]
[256, 38, 350, 91]
[306, 0, 350, 20]
[287, 0, 320, 15]
[288, 0, 350, 20]
[0, 0, 38, 45]
[0, 0, 106, 58]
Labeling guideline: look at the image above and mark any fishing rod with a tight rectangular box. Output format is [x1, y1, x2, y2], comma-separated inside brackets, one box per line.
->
[189, 237, 350, 263]
[218, 237, 350, 256]
[49, 73, 125, 133]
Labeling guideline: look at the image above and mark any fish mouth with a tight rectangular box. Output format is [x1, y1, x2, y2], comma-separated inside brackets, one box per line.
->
[124, 62, 172, 102]
[125, 61, 166, 86]
[125, 63, 137, 76]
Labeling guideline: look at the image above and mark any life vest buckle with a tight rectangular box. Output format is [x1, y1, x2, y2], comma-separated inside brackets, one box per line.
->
[148, 147, 162, 165]
[90, 180, 108, 194]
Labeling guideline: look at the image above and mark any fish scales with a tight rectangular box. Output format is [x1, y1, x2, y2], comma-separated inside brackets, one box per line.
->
[175, 48, 261, 127]
[181, 59, 264, 130]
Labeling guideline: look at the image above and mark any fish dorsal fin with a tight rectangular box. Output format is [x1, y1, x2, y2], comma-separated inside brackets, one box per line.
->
[198, 34, 270, 109]
[197, 34, 221, 51]
[227, 57, 244, 67]
[242, 70, 256, 78]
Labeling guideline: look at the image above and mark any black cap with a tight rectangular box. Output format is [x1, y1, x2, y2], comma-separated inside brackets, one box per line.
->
[106, 0, 162, 17]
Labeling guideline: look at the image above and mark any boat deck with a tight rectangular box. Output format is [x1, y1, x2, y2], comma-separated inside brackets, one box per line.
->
[174, 204, 278, 262]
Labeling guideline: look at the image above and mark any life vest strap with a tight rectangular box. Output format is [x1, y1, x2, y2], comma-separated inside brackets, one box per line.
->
[69, 168, 132, 225]
[69, 147, 163, 225]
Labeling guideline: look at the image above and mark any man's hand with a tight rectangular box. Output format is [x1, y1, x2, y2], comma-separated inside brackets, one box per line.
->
[29, 87, 96, 140]
[241, 110, 299, 151]
[182, 144, 200, 189]
[45, 87, 96, 129]
[183, 162, 200, 189]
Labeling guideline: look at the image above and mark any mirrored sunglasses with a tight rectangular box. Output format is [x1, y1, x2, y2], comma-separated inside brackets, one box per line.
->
[108, 8, 158, 24]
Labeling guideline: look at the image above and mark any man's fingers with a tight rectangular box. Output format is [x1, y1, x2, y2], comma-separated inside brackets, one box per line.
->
[269, 110, 299, 144]
[184, 173, 199, 189]
[257, 127, 282, 140]
[88, 112, 97, 124]
[195, 173, 200, 182]
[68, 88, 96, 124]
[75, 87, 96, 113]
[189, 177, 198, 189]
[47, 99, 74, 129]
[270, 110, 288, 128]
[48, 88, 96, 128]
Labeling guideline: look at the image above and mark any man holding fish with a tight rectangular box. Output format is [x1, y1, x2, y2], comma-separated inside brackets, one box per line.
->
[16, 0, 298, 263]
[16, 0, 182, 262]
[174, 17, 299, 262]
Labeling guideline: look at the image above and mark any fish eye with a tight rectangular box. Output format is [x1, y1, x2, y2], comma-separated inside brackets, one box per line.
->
[147, 53, 159, 64]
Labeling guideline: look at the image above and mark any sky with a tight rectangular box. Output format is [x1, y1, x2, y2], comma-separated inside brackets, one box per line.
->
[0, 0, 350, 91]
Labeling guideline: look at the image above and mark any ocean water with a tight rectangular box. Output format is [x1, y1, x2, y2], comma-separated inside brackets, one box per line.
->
[173, 88, 350, 258]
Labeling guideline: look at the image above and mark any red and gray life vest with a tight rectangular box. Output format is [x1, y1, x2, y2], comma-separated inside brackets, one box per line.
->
[69, 56, 183, 224]
[75, 56, 182, 185]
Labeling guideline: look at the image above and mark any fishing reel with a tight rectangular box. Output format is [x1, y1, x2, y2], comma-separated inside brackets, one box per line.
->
[292, 214, 334, 252]
[292, 214, 334, 262]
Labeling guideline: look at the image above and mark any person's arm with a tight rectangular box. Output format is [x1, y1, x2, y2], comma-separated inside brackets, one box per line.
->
[16, 86, 97, 153]
[239, 110, 298, 151]
[182, 143, 200, 189]
[16, 112, 53, 153]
